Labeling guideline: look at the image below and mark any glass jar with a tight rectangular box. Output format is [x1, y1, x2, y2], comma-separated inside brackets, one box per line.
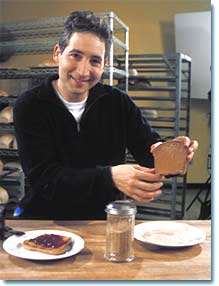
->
[104, 200, 137, 262]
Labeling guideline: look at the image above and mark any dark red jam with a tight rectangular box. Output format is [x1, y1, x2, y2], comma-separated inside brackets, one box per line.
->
[30, 234, 67, 248]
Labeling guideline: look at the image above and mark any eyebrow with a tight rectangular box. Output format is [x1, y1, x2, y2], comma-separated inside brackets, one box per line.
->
[69, 49, 103, 61]
[69, 48, 83, 55]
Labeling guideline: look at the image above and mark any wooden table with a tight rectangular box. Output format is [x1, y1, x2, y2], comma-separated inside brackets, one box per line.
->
[0, 220, 211, 280]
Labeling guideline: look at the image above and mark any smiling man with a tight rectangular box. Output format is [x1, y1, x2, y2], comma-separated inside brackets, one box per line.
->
[53, 32, 107, 102]
[13, 11, 198, 220]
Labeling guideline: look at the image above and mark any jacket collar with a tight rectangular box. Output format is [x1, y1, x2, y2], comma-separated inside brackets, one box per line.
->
[39, 74, 109, 108]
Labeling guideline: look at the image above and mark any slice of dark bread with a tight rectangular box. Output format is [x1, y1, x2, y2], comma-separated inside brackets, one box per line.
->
[152, 141, 188, 176]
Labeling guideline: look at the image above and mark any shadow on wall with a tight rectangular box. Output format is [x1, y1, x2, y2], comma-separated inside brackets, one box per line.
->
[160, 21, 176, 54]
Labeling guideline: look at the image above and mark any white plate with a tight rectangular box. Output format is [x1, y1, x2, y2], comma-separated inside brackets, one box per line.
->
[134, 221, 206, 248]
[3, 229, 85, 260]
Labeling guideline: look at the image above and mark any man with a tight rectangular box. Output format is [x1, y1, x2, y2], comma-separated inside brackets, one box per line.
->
[14, 11, 198, 219]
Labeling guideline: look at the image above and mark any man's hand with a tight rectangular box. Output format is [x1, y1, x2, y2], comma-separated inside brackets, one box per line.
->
[150, 136, 198, 162]
[111, 164, 164, 203]
[173, 136, 198, 162]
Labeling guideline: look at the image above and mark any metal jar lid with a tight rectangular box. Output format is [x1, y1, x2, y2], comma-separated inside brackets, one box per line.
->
[105, 200, 137, 216]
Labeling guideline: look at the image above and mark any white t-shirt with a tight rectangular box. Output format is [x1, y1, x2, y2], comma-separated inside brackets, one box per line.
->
[53, 82, 87, 127]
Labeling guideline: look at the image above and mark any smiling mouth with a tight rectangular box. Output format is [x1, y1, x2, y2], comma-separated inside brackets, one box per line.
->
[76, 79, 90, 84]
[71, 76, 91, 85]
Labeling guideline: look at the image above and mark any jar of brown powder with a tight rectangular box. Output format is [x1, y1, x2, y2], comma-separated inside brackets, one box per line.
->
[104, 200, 137, 262]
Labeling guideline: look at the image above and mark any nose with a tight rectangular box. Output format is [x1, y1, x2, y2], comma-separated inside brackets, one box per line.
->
[76, 59, 90, 77]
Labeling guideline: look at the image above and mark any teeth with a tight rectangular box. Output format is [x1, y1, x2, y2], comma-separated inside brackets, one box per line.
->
[78, 80, 89, 83]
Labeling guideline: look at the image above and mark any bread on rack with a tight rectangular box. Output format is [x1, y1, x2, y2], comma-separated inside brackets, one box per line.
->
[0, 106, 13, 123]
[0, 160, 3, 175]
[23, 233, 73, 255]
[0, 186, 9, 204]
[37, 60, 58, 67]
[12, 137, 17, 149]
[152, 141, 188, 176]
[0, 134, 17, 149]
[0, 90, 8, 97]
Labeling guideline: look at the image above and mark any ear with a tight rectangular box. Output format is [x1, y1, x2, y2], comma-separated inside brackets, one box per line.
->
[103, 58, 108, 68]
[53, 44, 61, 63]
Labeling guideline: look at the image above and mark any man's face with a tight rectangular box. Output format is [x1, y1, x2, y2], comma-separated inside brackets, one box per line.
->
[53, 32, 107, 101]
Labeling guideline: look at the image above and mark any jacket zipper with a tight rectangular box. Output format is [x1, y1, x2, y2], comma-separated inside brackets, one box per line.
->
[78, 96, 103, 131]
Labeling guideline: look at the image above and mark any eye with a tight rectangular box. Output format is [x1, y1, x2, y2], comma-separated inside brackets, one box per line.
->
[70, 52, 82, 60]
[90, 57, 102, 66]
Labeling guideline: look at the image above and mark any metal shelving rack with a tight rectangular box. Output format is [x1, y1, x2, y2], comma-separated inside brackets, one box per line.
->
[100, 12, 129, 92]
[0, 12, 129, 91]
[0, 13, 129, 216]
[115, 53, 191, 219]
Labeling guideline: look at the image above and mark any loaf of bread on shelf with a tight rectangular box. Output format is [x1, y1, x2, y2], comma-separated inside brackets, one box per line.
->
[12, 138, 17, 149]
[0, 106, 13, 123]
[0, 186, 9, 204]
[0, 160, 3, 175]
[152, 141, 188, 176]
[23, 233, 73, 255]
[38, 60, 58, 67]
[0, 90, 8, 97]
[0, 134, 17, 149]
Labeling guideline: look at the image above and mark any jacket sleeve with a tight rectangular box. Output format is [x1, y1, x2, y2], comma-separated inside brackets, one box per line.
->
[13, 95, 116, 208]
[124, 94, 162, 167]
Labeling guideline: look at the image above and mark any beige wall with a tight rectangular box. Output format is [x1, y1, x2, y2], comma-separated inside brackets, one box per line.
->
[0, 0, 211, 183]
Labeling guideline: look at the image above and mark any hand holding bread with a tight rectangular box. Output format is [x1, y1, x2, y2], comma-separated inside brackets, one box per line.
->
[151, 136, 198, 176]
[111, 164, 164, 203]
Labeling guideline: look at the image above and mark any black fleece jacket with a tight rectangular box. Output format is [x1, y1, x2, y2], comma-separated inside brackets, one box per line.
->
[14, 74, 161, 219]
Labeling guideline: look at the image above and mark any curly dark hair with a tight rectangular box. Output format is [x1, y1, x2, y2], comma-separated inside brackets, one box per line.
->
[58, 11, 112, 59]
